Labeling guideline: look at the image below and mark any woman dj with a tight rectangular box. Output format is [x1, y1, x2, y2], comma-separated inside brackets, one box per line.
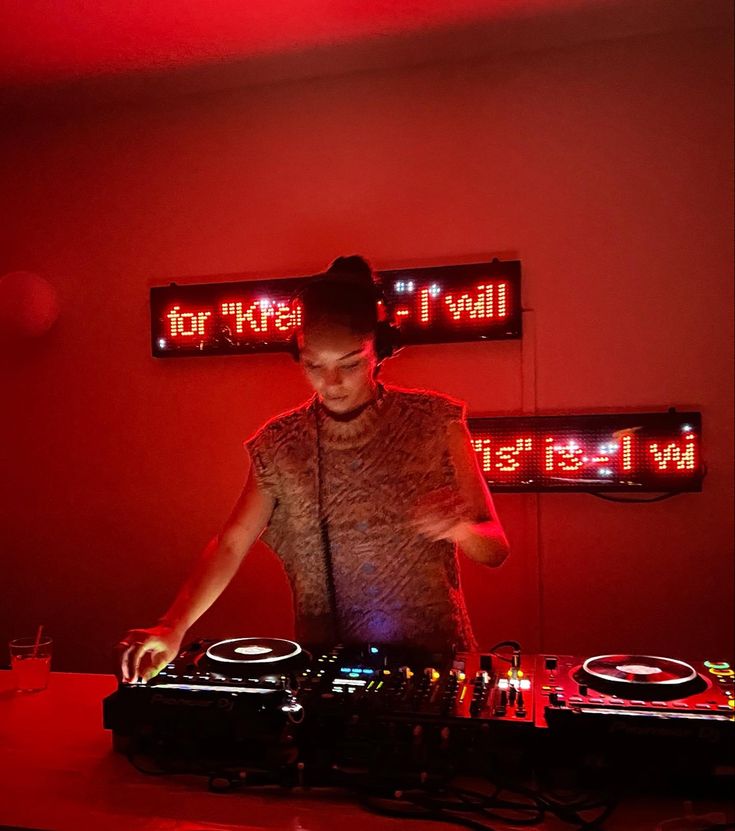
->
[119, 256, 509, 683]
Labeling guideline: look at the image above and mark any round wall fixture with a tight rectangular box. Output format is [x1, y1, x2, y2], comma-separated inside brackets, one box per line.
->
[0, 271, 60, 338]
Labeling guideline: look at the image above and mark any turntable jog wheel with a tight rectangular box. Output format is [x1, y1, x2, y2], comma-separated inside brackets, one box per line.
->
[205, 637, 303, 665]
[582, 654, 697, 687]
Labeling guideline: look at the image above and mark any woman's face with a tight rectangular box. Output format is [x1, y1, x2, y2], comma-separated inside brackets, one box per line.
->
[298, 321, 378, 414]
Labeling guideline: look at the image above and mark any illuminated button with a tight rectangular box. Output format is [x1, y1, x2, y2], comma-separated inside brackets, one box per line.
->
[717, 705, 732, 711]
[671, 702, 689, 708]
[569, 696, 584, 703]
[696, 704, 712, 709]
[704, 661, 730, 670]
[588, 697, 604, 703]
[651, 701, 667, 706]
[542, 685, 553, 691]
[630, 700, 645, 705]
[555, 686, 564, 691]
[609, 698, 625, 705]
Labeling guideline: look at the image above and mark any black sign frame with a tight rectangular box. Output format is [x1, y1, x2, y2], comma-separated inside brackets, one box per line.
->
[466, 411, 703, 493]
[150, 260, 521, 357]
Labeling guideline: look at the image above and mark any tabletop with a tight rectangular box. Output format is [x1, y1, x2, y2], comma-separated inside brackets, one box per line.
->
[0, 670, 731, 831]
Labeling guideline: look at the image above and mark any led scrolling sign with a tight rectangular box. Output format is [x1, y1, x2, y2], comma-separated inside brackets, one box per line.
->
[149, 262, 703, 493]
[150, 261, 521, 356]
[467, 412, 702, 492]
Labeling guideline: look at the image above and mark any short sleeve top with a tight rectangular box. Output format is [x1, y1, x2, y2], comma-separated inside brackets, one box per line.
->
[244, 384, 477, 652]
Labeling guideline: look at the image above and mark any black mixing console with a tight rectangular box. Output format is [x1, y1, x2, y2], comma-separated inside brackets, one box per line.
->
[103, 637, 734, 789]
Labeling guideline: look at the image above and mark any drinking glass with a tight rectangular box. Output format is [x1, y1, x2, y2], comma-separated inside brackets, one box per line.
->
[9, 636, 53, 692]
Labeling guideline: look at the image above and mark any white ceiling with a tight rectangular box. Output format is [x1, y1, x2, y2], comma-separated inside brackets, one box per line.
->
[0, 0, 730, 104]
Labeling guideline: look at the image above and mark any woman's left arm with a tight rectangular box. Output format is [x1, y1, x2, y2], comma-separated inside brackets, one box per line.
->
[447, 420, 510, 566]
[413, 421, 510, 566]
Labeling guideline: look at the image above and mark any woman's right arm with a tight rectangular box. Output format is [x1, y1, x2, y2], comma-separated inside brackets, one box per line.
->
[119, 459, 275, 683]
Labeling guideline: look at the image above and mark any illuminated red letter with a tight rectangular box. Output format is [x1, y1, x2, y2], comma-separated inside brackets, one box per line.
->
[166, 305, 212, 337]
[648, 434, 697, 471]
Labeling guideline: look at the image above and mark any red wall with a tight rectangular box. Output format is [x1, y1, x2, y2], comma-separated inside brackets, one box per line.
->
[1, 24, 733, 673]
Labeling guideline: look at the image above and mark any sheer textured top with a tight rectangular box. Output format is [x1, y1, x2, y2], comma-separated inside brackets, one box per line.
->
[244, 385, 477, 652]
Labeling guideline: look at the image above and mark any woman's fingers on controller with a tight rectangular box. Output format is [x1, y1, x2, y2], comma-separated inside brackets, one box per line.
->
[142, 651, 170, 683]
[118, 634, 153, 683]
[117, 639, 140, 683]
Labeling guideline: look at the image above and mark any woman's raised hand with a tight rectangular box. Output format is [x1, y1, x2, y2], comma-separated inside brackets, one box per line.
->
[410, 486, 472, 543]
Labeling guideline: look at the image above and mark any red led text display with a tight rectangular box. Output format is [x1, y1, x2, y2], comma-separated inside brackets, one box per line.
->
[150, 261, 521, 357]
[466, 412, 703, 492]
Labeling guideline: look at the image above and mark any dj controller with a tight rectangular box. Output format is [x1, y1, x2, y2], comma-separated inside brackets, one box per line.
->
[103, 638, 735, 790]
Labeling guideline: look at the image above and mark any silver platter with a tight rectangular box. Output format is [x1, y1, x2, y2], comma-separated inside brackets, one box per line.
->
[205, 637, 303, 665]
[582, 654, 697, 686]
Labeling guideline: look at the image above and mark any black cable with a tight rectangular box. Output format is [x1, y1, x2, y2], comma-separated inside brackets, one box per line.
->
[358, 785, 616, 831]
[487, 640, 522, 653]
[444, 785, 544, 824]
[314, 400, 342, 643]
[588, 461, 707, 503]
[442, 778, 619, 830]
[126, 751, 172, 776]
[126, 744, 621, 831]
[466, 783, 616, 828]
[331, 763, 620, 831]
[487, 640, 522, 664]
[591, 491, 680, 503]
[360, 793, 500, 830]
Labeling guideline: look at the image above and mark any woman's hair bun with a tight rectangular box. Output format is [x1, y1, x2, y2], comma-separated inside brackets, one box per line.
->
[325, 255, 375, 287]
[298, 255, 380, 336]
